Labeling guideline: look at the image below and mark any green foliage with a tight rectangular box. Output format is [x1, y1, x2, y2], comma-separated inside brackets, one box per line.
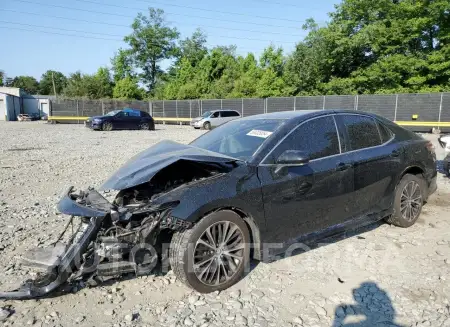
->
[62, 72, 89, 98]
[63, 68, 113, 99]
[124, 8, 179, 92]
[0, 71, 4, 87]
[113, 77, 144, 99]
[177, 29, 208, 68]
[39, 70, 67, 95]
[111, 49, 135, 82]
[9, 76, 39, 94]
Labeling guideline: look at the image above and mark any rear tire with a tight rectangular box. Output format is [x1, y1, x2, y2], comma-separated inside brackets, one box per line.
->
[385, 174, 425, 227]
[203, 122, 211, 130]
[139, 122, 150, 130]
[170, 210, 250, 293]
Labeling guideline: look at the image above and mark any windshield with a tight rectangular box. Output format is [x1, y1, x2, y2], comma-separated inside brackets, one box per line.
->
[105, 110, 121, 116]
[201, 111, 212, 118]
[190, 119, 285, 161]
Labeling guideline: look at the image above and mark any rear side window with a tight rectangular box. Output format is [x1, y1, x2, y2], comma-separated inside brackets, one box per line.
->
[340, 115, 381, 150]
[221, 111, 240, 117]
[267, 116, 340, 162]
[377, 121, 393, 143]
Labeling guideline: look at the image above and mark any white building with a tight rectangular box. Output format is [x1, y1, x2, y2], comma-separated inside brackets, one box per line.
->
[0, 87, 51, 121]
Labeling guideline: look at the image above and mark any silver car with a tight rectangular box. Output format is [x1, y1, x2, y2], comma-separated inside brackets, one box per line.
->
[190, 109, 241, 130]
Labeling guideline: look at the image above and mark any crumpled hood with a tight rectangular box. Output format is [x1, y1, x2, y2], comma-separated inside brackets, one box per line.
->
[99, 140, 238, 191]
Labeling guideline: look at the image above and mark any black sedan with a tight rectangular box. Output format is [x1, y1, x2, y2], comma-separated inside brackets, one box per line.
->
[85, 108, 155, 131]
[0, 110, 437, 299]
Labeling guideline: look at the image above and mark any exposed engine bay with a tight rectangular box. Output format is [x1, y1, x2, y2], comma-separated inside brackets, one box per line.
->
[0, 159, 233, 300]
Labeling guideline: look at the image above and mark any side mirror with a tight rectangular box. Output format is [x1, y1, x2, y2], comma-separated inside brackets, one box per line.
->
[276, 150, 310, 165]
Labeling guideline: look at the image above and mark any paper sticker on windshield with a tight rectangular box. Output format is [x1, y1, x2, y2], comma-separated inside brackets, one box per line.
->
[247, 129, 273, 138]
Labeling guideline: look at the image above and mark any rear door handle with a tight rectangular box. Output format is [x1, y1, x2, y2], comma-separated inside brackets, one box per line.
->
[336, 162, 352, 171]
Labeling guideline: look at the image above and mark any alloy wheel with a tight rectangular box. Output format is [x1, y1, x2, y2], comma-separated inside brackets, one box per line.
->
[193, 221, 245, 286]
[103, 122, 113, 131]
[140, 123, 149, 130]
[400, 181, 422, 222]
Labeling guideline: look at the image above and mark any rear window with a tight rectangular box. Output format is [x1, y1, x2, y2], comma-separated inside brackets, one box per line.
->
[340, 115, 381, 151]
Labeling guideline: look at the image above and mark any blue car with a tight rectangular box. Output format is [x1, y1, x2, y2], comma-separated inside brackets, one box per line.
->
[85, 108, 155, 131]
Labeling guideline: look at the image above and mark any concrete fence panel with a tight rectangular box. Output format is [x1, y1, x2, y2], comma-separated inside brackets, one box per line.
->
[358, 95, 396, 121]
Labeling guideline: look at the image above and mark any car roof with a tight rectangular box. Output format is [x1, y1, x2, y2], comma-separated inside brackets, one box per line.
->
[208, 109, 240, 112]
[239, 109, 375, 121]
[122, 108, 144, 112]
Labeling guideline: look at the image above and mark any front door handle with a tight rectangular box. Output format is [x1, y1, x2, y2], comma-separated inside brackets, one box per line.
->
[336, 162, 352, 171]
[391, 150, 400, 157]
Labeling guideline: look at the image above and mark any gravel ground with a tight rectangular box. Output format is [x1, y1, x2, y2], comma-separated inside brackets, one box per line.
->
[0, 122, 449, 327]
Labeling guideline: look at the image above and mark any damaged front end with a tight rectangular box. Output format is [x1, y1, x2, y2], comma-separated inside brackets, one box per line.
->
[0, 140, 238, 300]
[0, 186, 189, 300]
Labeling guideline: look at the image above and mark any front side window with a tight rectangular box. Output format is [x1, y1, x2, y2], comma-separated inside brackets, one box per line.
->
[106, 110, 121, 116]
[340, 115, 382, 151]
[115, 111, 129, 118]
[266, 116, 340, 163]
[211, 112, 220, 118]
[201, 111, 212, 118]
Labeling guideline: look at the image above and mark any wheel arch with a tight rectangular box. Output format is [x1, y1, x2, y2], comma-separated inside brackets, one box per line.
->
[401, 165, 425, 178]
[397, 164, 428, 199]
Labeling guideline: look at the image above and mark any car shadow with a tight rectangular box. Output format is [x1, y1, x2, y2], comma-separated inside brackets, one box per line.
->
[331, 281, 405, 327]
[254, 220, 384, 268]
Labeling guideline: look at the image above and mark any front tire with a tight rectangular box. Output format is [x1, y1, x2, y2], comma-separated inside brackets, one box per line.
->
[203, 122, 211, 130]
[170, 210, 250, 293]
[102, 121, 113, 131]
[386, 174, 425, 227]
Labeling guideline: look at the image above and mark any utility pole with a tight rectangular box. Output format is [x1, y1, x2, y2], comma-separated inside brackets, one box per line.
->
[52, 71, 57, 97]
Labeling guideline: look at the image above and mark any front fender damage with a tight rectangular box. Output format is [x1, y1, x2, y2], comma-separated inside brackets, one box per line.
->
[1, 145, 236, 300]
[0, 187, 183, 300]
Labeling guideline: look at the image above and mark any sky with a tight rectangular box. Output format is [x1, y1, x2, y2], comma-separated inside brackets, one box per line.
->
[0, 0, 339, 80]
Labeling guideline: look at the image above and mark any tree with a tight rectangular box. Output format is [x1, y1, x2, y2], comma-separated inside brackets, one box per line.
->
[124, 8, 179, 92]
[260, 45, 284, 76]
[63, 68, 113, 99]
[0, 71, 4, 86]
[39, 70, 67, 95]
[63, 72, 89, 97]
[111, 49, 134, 82]
[9, 76, 39, 94]
[113, 77, 144, 99]
[256, 68, 286, 98]
[56, 1, 450, 99]
[91, 67, 113, 98]
[177, 29, 208, 67]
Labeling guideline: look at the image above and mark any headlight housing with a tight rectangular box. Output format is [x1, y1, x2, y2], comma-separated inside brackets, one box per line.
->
[93, 118, 103, 123]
